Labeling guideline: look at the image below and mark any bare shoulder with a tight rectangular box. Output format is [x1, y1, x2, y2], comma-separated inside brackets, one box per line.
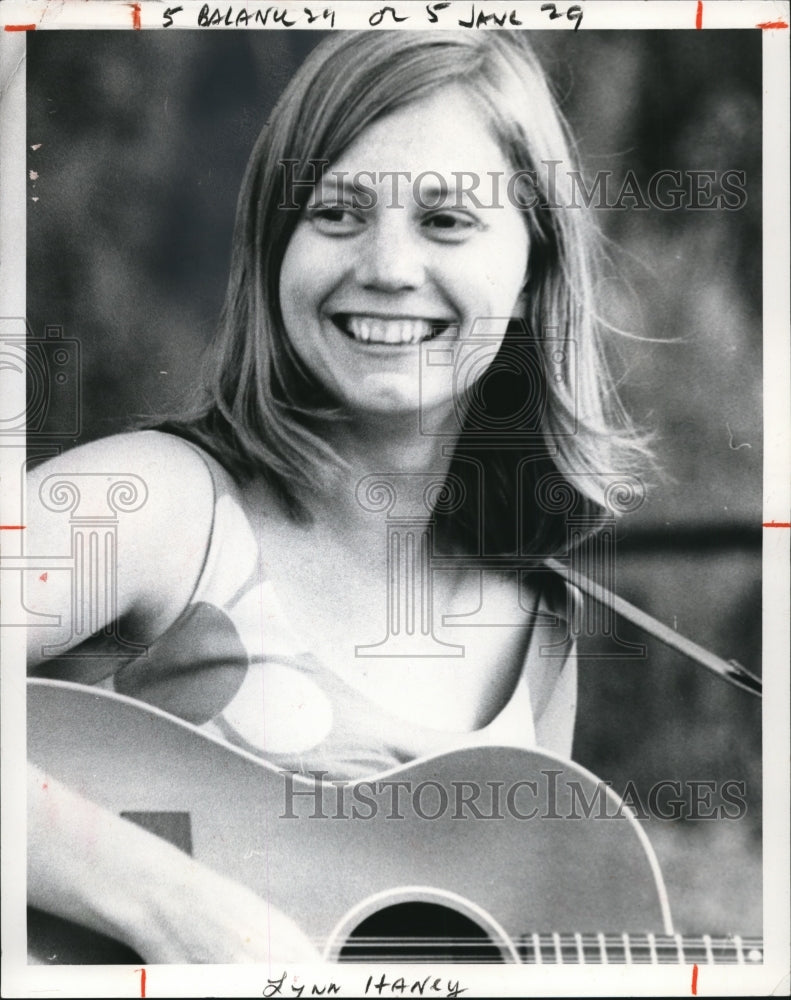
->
[28, 428, 212, 482]
[26, 430, 217, 656]
[27, 429, 215, 537]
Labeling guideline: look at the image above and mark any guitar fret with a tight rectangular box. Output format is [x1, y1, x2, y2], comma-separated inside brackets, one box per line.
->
[553, 931, 563, 965]
[612, 934, 629, 965]
[675, 933, 684, 964]
[532, 932, 541, 965]
[623, 931, 632, 966]
[533, 933, 558, 964]
[600, 935, 626, 964]
[681, 936, 713, 965]
[580, 934, 603, 965]
[517, 934, 538, 964]
[648, 932, 658, 964]
[734, 934, 745, 964]
[575, 932, 584, 966]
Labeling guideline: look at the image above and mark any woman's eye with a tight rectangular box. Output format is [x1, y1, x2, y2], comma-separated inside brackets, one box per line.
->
[307, 205, 364, 235]
[422, 211, 481, 242]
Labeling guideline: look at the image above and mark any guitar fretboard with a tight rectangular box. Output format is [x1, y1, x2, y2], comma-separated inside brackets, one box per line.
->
[517, 933, 763, 965]
[338, 933, 764, 964]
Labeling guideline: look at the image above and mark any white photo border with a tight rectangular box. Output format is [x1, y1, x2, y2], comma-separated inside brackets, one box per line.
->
[1, 3, 789, 997]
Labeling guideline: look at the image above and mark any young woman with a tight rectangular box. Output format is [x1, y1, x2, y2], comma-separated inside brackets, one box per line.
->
[26, 31, 649, 962]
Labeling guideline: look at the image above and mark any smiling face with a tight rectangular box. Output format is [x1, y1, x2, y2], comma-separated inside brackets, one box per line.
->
[278, 86, 530, 422]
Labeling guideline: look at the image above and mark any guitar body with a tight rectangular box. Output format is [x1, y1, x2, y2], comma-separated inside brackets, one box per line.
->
[28, 678, 672, 963]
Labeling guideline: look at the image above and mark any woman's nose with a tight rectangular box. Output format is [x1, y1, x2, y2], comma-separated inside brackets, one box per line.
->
[354, 216, 426, 291]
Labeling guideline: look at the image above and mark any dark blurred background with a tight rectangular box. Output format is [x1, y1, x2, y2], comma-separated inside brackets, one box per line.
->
[27, 30, 762, 936]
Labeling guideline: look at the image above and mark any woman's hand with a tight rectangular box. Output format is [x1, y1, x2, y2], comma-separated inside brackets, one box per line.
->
[29, 765, 321, 964]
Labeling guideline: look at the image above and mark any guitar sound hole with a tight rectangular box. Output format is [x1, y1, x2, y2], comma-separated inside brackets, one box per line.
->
[339, 902, 505, 963]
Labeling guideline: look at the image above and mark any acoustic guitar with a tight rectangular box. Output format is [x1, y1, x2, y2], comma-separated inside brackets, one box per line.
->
[27, 678, 763, 966]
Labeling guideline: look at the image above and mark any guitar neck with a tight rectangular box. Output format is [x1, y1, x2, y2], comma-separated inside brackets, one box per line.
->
[516, 932, 763, 966]
[326, 932, 765, 964]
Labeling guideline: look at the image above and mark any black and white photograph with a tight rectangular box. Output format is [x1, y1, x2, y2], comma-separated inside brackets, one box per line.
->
[1, 2, 788, 997]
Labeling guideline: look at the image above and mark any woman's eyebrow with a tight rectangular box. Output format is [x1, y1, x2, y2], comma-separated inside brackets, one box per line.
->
[415, 178, 452, 202]
[415, 177, 490, 210]
[314, 172, 488, 210]
[314, 174, 375, 203]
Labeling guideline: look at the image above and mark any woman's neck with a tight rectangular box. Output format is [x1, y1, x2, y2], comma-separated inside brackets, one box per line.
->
[307, 410, 459, 535]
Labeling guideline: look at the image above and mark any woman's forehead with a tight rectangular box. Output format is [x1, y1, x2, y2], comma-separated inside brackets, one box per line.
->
[322, 86, 510, 183]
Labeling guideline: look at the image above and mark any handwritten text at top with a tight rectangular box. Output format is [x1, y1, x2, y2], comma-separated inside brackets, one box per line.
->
[166, 3, 584, 31]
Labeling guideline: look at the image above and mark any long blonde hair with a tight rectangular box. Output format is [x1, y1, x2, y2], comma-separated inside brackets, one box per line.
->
[159, 31, 652, 556]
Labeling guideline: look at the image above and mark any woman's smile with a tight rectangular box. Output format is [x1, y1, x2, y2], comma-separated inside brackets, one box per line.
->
[331, 313, 455, 346]
[279, 84, 530, 417]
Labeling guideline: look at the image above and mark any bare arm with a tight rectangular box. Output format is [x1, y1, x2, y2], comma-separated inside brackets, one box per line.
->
[25, 431, 214, 666]
[25, 432, 320, 961]
[28, 764, 318, 962]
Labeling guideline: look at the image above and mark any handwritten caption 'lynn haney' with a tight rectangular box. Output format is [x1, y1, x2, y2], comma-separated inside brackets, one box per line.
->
[264, 970, 467, 998]
[161, 3, 584, 31]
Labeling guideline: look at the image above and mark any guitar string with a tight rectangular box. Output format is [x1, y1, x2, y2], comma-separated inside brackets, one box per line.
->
[318, 935, 763, 960]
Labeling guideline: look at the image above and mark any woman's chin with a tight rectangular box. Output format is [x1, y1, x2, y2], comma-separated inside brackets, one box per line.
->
[336, 373, 450, 421]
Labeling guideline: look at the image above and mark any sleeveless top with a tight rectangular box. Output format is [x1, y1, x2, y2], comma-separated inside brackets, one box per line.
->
[49, 441, 578, 780]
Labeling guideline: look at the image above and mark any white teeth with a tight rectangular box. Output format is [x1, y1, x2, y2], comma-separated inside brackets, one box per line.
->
[344, 316, 442, 344]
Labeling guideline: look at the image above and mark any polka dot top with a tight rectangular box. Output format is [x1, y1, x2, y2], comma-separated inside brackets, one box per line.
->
[93, 443, 576, 780]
